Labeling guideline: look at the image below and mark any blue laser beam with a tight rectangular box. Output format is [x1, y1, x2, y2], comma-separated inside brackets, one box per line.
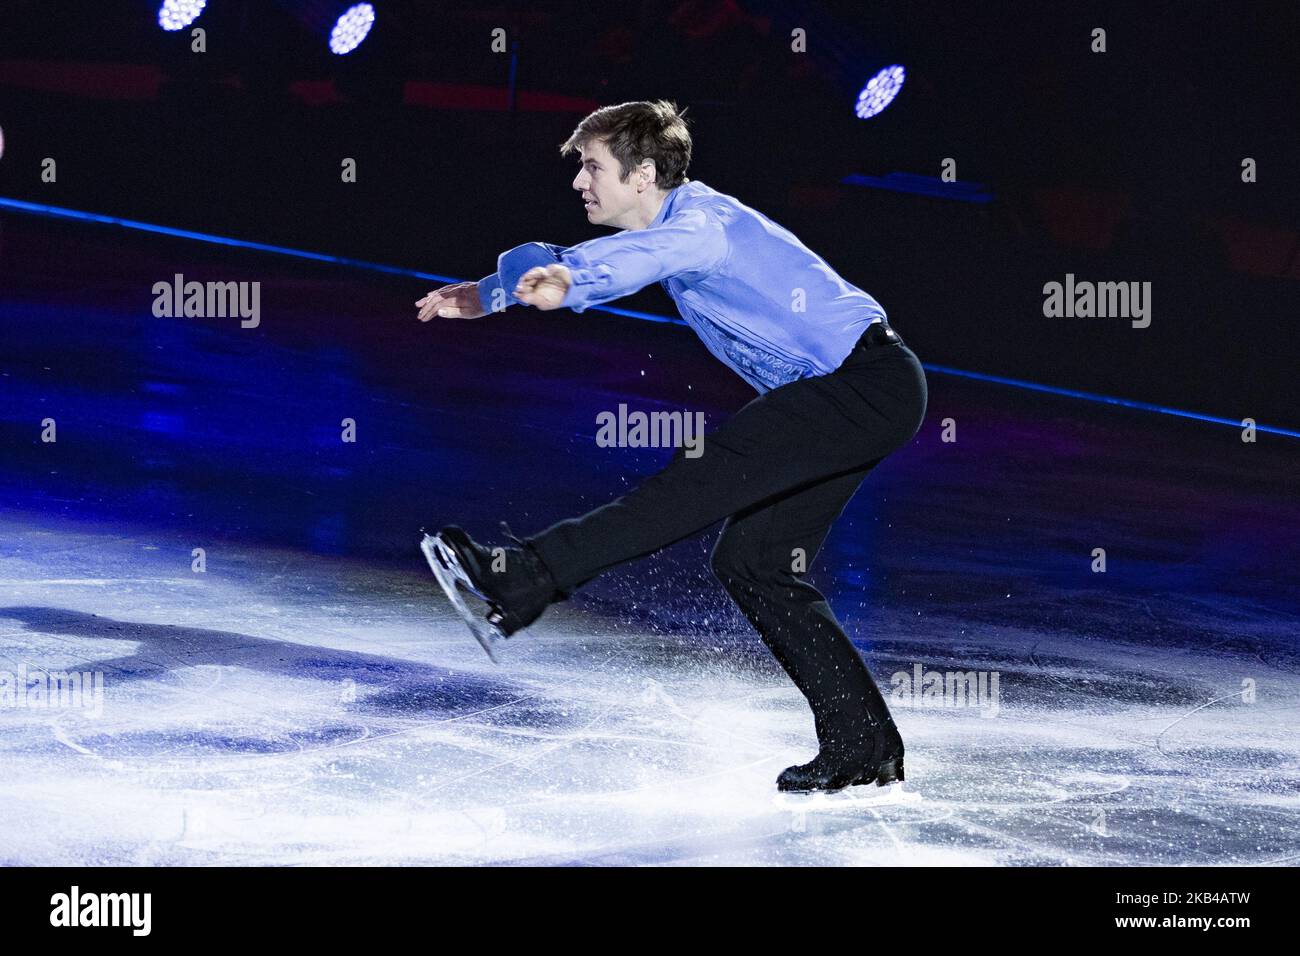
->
[1, 196, 1293, 439]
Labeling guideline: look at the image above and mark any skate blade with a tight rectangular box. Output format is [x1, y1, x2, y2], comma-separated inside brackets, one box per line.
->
[420, 533, 504, 664]
[772, 780, 920, 812]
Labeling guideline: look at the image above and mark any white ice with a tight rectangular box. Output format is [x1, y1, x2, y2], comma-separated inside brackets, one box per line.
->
[2, 512, 1298, 866]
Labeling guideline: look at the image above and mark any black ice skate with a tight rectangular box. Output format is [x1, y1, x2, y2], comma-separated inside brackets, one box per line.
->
[776, 725, 905, 794]
[420, 523, 560, 663]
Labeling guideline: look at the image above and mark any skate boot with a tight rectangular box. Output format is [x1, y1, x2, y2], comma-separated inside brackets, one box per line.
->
[776, 722, 905, 793]
[420, 523, 561, 662]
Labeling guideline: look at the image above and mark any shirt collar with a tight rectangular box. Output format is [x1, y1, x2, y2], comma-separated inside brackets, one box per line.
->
[649, 181, 690, 228]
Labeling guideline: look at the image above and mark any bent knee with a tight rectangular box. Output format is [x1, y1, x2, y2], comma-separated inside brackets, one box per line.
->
[709, 544, 738, 580]
[710, 544, 795, 592]
[709, 539, 752, 586]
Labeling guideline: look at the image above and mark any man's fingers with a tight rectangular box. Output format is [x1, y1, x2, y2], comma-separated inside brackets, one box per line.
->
[417, 295, 445, 320]
[510, 265, 567, 308]
[517, 267, 544, 289]
[417, 283, 488, 321]
[517, 264, 566, 288]
[416, 289, 451, 320]
[417, 302, 470, 319]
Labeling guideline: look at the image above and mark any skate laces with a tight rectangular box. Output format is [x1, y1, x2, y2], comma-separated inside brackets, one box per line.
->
[498, 521, 560, 598]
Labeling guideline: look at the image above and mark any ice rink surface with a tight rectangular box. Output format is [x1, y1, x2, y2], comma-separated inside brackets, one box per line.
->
[2, 215, 1298, 866]
[3, 512, 1298, 866]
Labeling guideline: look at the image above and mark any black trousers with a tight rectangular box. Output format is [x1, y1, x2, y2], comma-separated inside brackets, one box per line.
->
[527, 331, 928, 751]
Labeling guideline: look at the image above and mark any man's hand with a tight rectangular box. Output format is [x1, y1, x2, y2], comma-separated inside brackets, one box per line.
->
[415, 281, 488, 321]
[513, 264, 572, 311]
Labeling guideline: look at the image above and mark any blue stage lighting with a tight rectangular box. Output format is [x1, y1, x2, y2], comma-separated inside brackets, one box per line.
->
[329, 3, 376, 55]
[855, 64, 905, 119]
[5, 194, 1296, 442]
[157, 0, 207, 32]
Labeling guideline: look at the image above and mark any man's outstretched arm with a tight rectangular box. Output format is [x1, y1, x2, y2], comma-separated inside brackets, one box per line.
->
[417, 208, 726, 319]
[475, 242, 570, 314]
[553, 208, 728, 313]
[481, 208, 728, 313]
[415, 242, 566, 321]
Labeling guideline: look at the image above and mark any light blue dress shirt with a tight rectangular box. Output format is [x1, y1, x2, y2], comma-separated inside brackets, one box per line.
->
[476, 180, 886, 393]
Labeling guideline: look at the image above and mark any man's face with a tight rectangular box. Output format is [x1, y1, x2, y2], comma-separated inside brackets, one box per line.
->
[572, 139, 645, 228]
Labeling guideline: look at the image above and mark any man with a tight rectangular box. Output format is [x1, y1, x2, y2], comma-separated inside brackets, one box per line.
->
[414, 100, 927, 794]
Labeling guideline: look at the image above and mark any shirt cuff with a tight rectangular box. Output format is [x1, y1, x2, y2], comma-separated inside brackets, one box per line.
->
[558, 254, 603, 313]
[477, 273, 503, 314]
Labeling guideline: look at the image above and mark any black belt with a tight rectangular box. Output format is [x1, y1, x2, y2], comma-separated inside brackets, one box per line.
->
[855, 320, 903, 352]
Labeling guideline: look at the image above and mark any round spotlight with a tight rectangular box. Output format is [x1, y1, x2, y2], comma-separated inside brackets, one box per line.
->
[157, 0, 208, 32]
[0, 125, 5, 161]
[329, 3, 376, 55]
[854, 64, 905, 120]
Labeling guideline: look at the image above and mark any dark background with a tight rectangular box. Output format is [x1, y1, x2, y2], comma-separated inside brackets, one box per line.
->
[1, 0, 1297, 426]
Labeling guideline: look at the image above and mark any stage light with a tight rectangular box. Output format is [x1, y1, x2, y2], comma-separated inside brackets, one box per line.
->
[271, 2, 380, 58]
[157, 0, 207, 32]
[329, 3, 376, 55]
[0, 125, 5, 162]
[854, 64, 905, 119]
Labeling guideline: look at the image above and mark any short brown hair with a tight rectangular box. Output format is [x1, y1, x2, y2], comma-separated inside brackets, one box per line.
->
[559, 99, 693, 190]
